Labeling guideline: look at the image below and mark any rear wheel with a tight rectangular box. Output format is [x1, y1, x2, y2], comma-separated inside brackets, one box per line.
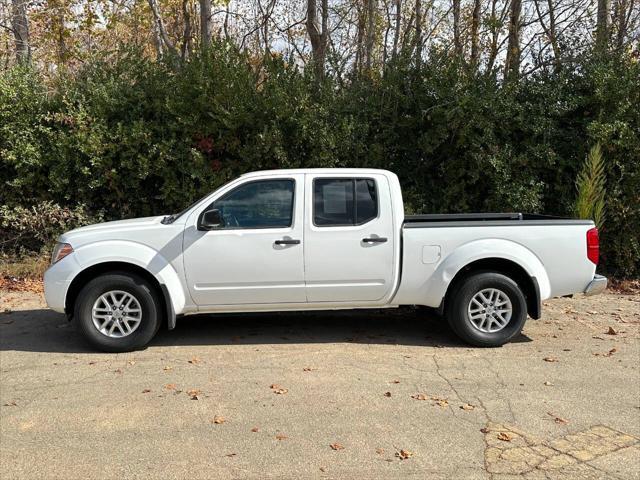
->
[446, 272, 527, 347]
[74, 272, 161, 352]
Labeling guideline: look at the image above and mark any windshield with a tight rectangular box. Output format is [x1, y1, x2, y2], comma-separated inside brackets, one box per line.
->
[162, 179, 235, 224]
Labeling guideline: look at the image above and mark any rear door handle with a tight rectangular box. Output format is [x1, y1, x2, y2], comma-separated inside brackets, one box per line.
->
[274, 239, 301, 245]
[362, 237, 388, 244]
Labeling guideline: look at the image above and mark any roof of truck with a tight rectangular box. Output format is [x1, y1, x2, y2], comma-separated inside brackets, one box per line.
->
[241, 168, 394, 177]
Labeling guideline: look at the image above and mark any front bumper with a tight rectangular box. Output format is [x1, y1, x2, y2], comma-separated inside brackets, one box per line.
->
[584, 274, 607, 296]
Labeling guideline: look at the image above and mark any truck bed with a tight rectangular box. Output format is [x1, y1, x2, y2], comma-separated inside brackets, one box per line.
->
[403, 213, 592, 227]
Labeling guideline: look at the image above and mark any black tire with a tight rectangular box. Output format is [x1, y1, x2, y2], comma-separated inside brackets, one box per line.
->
[74, 272, 162, 352]
[445, 272, 527, 347]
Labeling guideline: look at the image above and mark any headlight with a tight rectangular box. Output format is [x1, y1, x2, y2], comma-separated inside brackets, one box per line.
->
[51, 243, 74, 264]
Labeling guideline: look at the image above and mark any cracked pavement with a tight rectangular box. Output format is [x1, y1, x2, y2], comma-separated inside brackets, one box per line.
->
[1, 290, 639, 479]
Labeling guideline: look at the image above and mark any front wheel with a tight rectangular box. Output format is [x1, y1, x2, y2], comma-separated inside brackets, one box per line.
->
[74, 272, 161, 352]
[446, 272, 527, 347]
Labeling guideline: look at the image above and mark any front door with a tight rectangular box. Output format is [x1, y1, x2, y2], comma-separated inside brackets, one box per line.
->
[183, 174, 306, 306]
[303, 174, 395, 303]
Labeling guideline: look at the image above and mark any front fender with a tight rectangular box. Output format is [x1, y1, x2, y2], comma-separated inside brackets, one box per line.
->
[70, 240, 187, 315]
[423, 239, 551, 307]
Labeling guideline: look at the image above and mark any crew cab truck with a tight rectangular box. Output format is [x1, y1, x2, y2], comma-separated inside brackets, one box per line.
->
[44, 169, 607, 352]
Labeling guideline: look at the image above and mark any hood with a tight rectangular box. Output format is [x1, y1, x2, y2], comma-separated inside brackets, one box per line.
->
[59, 215, 169, 244]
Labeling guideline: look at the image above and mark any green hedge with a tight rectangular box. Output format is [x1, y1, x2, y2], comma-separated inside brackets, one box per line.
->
[1, 45, 638, 276]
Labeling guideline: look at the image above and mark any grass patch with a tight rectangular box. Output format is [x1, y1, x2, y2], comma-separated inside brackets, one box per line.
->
[0, 254, 50, 280]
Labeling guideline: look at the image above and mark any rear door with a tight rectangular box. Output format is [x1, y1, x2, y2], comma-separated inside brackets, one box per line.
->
[303, 173, 395, 302]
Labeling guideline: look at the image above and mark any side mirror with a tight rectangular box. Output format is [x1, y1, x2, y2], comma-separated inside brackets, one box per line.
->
[198, 209, 223, 230]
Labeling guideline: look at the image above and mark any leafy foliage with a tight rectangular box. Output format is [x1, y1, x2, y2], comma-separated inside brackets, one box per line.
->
[0, 44, 638, 276]
[575, 143, 606, 229]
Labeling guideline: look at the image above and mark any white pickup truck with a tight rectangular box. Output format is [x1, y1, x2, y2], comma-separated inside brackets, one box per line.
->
[44, 168, 607, 351]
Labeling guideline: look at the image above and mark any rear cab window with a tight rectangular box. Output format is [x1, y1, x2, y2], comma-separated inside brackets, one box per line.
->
[313, 178, 378, 226]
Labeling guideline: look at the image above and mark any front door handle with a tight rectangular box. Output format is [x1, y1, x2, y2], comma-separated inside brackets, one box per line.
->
[274, 239, 301, 245]
[362, 237, 388, 244]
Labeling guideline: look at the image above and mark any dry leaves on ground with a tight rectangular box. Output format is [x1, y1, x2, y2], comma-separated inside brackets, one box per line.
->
[302, 367, 312, 372]
[395, 449, 413, 460]
[330, 443, 344, 451]
[547, 412, 569, 424]
[163, 366, 173, 371]
[460, 403, 475, 411]
[544, 381, 554, 386]
[543, 357, 559, 363]
[497, 432, 512, 442]
[411, 393, 428, 400]
[594, 348, 617, 357]
[0, 276, 43, 293]
[142, 389, 151, 393]
[188, 357, 200, 365]
[187, 389, 201, 400]
[3, 400, 17, 406]
[212, 415, 225, 424]
[270, 384, 288, 394]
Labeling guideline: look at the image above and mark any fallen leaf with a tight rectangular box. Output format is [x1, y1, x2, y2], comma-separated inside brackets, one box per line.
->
[592, 336, 605, 340]
[319, 467, 326, 472]
[212, 415, 225, 424]
[188, 357, 200, 365]
[587, 310, 598, 315]
[543, 357, 558, 363]
[330, 443, 344, 451]
[547, 412, 569, 424]
[88, 361, 96, 365]
[164, 383, 177, 390]
[544, 381, 554, 386]
[270, 384, 288, 394]
[275, 433, 288, 440]
[480, 428, 490, 434]
[3, 400, 17, 406]
[460, 403, 475, 411]
[128, 360, 136, 366]
[411, 393, 428, 400]
[375, 448, 384, 455]
[433, 397, 449, 407]
[384, 391, 392, 397]
[391, 380, 400, 384]
[114, 368, 123, 374]
[497, 432, 512, 442]
[187, 389, 201, 400]
[224, 453, 236, 457]
[395, 449, 413, 460]
[142, 389, 151, 393]
[605, 348, 617, 357]
[251, 427, 260, 432]
[163, 366, 173, 371]
[303, 367, 312, 372]
[606, 326, 618, 335]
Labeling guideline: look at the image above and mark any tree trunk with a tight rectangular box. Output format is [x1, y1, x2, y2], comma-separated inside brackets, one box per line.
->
[181, 0, 192, 60]
[306, 0, 329, 81]
[148, 0, 177, 57]
[504, 0, 522, 80]
[595, 0, 611, 52]
[11, 0, 30, 63]
[415, 0, 422, 65]
[452, 0, 462, 57]
[470, 0, 481, 67]
[392, 0, 401, 59]
[364, 0, 377, 71]
[200, 0, 212, 48]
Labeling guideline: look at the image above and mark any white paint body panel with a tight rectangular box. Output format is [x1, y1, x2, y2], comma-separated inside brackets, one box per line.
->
[43, 168, 598, 319]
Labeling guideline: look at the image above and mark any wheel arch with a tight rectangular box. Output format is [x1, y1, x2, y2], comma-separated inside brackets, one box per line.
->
[441, 257, 542, 319]
[65, 261, 177, 330]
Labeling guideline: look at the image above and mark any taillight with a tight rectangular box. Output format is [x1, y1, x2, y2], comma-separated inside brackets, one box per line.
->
[586, 228, 599, 265]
